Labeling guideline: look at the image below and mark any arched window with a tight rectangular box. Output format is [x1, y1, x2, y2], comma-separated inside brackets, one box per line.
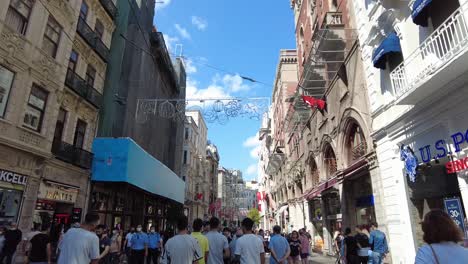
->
[346, 122, 366, 163]
[309, 158, 319, 189]
[324, 144, 337, 178]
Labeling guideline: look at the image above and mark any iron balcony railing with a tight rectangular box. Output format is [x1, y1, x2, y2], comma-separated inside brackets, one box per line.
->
[99, 0, 117, 20]
[52, 140, 93, 169]
[76, 17, 109, 62]
[391, 2, 468, 98]
[65, 69, 103, 108]
[351, 142, 367, 162]
[323, 12, 344, 26]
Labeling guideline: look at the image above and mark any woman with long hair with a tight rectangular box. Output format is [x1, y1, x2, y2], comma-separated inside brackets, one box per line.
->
[288, 231, 301, 264]
[415, 209, 468, 263]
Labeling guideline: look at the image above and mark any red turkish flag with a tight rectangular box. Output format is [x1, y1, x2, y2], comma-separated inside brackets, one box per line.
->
[302, 95, 326, 110]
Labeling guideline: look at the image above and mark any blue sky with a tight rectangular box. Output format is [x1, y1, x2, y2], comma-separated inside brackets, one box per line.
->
[154, 0, 296, 181]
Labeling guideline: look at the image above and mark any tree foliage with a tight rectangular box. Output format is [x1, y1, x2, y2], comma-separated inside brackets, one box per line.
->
[247, 208, 261, 225]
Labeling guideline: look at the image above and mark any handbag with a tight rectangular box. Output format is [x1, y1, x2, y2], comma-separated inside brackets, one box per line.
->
[429, 244, 441, 264]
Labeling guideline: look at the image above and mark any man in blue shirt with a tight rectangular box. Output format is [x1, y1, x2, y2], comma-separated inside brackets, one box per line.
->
[268, 225, 290, 264]
[130, 225, 148, 264]
[147, 226, 162, 264]
[369, 222, 389, 264]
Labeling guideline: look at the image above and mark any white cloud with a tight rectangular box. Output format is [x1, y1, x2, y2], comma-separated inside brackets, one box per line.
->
[175, 24, 191, 40]
[163, 34, 179, 53]
[222, 74, 250, 92]
[191, 16, 208, 31]
[155, 0, 171, 11]
[243, 134, 260, 147]
[186, 79, 230, 100]
[246, 164, 258, 176]
[185, 59, 197, 74]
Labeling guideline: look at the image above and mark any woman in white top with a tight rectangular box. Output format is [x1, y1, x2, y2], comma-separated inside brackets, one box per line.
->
[415, 209, 468, 264]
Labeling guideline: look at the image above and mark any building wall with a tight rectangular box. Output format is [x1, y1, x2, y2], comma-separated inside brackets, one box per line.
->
[0, 0, 115, 245]
[98, 0, 185, 176]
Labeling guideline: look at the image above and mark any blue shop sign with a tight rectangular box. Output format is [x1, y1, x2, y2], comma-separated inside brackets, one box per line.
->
[444, 197, 466, 235]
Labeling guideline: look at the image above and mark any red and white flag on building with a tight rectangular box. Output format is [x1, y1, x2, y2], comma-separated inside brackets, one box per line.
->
[302, 95, 326, 111]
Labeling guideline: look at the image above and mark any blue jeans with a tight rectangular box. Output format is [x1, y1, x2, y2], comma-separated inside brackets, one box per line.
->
[370, 252, 384, 264]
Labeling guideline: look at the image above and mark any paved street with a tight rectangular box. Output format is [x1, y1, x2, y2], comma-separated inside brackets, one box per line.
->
[266, 252, 336, 264]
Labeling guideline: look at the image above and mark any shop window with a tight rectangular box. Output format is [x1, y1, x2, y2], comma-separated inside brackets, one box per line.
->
[91, 191, 109, 211]
[5, 0, 34, 35]
[95, 19, 104, 40]
[68, 50, 78, 72]
[80, 1, 88, 21]
[85, 65, 96, 87]
[0, 187, 22, 225]
[42, 16, 62, 58]
[23, 84, 48, 132]
[73, 119, 87, 149]
[0, 65, 15, 118]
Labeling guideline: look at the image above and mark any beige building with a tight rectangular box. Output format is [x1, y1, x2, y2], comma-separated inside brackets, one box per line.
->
[183, 110, 209, 222]
[0, 0, 115, 232]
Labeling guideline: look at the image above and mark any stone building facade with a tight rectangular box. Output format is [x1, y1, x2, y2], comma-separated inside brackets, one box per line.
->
[206, 142, 220, 217]
[261, 0, 379, 256]
[352, 0, 468, 262]
[0, 0, 116, 236]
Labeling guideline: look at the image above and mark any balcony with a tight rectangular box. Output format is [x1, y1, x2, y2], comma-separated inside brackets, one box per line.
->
[391, 3, 468, 104]
[76, 17, 109, 62]
[350, 142, 367, 162]
[99, 0, 117, 20]
[65, 69, 102, 108]
[52, 140, 93, 169]
[323, 12, 344, 27]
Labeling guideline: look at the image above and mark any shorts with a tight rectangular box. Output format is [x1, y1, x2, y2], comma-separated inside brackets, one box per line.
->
[289, 255, 301, 261]
[300, 253, 309, 259]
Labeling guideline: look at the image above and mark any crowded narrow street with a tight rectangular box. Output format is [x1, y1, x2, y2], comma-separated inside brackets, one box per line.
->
[1, 0, 468, 263]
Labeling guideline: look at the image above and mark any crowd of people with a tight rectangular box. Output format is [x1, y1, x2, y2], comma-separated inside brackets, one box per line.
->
[0, 209, 466, 263]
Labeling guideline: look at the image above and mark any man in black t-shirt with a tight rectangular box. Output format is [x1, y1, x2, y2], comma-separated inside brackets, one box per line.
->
[28, 225, 51, 264]
[96, 225, 111, 264]
[0, 222, 22, 264]
[343, 228, 359, 264]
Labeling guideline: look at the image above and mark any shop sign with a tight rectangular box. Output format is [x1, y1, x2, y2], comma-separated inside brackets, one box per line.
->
[0, 169, 28, 185]
[401, 128, 468, 178]
[444, 198, 466, 235]
[38, 182, 78, 203]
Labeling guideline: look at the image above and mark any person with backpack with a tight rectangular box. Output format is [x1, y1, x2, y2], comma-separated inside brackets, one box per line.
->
[288, 231, 301, 264]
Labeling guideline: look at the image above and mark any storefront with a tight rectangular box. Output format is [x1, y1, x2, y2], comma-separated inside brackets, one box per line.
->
[91, 138, 185, 232]
[0, 169, 28, 226]
[33, 180, 81, 229]
[308, 198, 324, 252]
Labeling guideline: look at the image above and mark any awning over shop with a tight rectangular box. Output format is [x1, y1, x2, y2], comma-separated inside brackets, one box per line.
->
[277, 205, 288, 215]
[91, 138, 185, 204]
[372, 32, 402, 69]
[412, 0, 433, 27]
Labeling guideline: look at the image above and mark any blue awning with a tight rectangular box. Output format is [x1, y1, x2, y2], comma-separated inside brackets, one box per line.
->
[372, 32, 402, 70]
[91, 138, 185, 204]
[412, 0, 433, 27]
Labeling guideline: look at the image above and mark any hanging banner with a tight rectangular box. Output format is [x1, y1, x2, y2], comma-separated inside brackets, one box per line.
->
[444, 197, 466, 235]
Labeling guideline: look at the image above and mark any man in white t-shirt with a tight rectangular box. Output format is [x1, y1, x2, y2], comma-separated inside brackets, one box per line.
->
[162, 216, 203, 264]
[234, 218, 265, 264]
[57, 213, 100, 264]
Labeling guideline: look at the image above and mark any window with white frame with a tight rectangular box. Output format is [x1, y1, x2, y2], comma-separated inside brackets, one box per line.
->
[5, 0, 34, 35]
[42, 16, 62, 58]
[23, 84, 48, 132]
[0, 65, 15, 118]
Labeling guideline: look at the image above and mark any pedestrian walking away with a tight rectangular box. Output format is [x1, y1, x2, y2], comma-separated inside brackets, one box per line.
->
[205, 217, 230, 264]
[268, 225, 290, 264]
[147, 225, 163, 264]
[355, 226, 370, 264]
[124, 227, 136, 261]
[192, 218, 210, 264]
[162, 216, 203, 264]
[368, 223, 388, 264]
[343, 228, 359, 264]
[229, 228, 243, 263]
[96, 225, 111, 264]
[234, 218, 265, 264]
[27, 224, 51, 264]
[130, 225, 148, 264]
[57, 213, 100, 264]
[0, 222, 22, 264]
[415, 209, 468, 264]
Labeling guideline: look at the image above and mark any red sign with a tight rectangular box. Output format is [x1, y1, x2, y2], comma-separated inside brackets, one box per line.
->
[446, 157, 468, 174]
